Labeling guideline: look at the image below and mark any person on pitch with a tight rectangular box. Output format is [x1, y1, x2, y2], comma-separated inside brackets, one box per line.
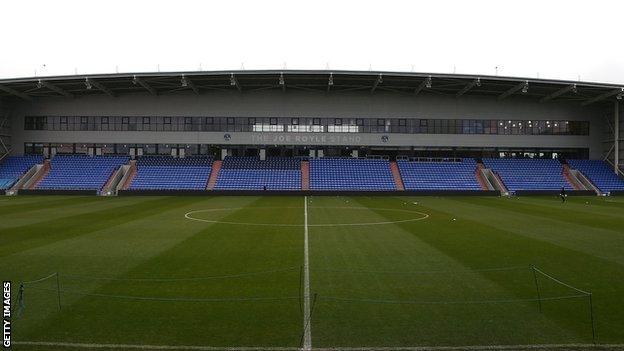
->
[559, 186, 567, 203]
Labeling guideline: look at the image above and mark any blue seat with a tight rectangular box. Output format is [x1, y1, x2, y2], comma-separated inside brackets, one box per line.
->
[482, 158, 572, 192]
[309, 158, 395, 191]
[567, 159, 624, 193]
[397, 158, 481, 190]
[0, 155, 44, 190]
[129, 156, 213, 190]
[37, 155, 129, 192]
[214, 157, 301, 190]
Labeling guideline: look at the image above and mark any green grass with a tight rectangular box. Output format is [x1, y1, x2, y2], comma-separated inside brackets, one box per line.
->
[2, 195, 624, 349]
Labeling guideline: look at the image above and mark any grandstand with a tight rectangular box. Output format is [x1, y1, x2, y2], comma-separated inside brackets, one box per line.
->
[0, 70, 621, 195]
[1, 69, 624, 350]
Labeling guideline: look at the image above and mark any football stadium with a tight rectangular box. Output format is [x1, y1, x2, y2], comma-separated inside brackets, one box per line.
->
[1, 70, 624, 351]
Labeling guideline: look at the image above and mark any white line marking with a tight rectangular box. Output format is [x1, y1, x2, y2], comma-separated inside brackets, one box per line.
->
[184, 207, 429, 227]
[14, 341, 624, 351]
[303, 196, 312, 350]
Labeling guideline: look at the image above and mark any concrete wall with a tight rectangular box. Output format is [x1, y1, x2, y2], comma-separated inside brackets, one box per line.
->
[9, 90, 606, 157]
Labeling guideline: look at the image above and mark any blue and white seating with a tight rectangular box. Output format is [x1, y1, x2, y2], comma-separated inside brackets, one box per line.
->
[482, 158, 571, 192]
[129, 156, 213, 190]
[310, 158, 395, 191]
[0, 155, 43, 190]
[214, 157, 301, 190]
[567, 159, 624, 193]
[37, 155, 129, 192]
[398, 158, 481, 190]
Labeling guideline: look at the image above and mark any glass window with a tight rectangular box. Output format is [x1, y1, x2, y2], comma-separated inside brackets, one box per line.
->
[269, 118, 277, 125]
[248, 118, 256, 125]
[101, 117, 109, 124]
[334, 118, 342, 125]
[227, 117, 235, 125]
[356, 119, 364, 126]
[122, 117, 129, 124]
[292, 118, 299, 125]
[184, 117, 192, 125]
[399, 119, 406, 126]
[143, 117, 150, 125]
[204, 117, 213, 124]
[312, 118, 321, 125]
[377, 119, 385, 126]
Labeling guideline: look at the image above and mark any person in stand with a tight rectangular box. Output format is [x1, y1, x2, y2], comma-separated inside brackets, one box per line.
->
[263, 185, 267, 191]
[559, 186, 567, 203]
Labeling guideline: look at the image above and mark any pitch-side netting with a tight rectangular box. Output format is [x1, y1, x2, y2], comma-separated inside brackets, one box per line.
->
[15, 265, 595, 347]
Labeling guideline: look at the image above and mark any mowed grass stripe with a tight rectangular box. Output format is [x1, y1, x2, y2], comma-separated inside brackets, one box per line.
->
[0, 196, 202, 258]
[308, 197, 580, 347]
[377, 196, 624, 343]
[0, 195, 106, 216]
[431, 196, 624, 266]
[0, 196, 157, 230]
[15, 196, 304, 347]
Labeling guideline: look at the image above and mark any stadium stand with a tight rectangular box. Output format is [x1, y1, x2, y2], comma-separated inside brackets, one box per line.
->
[310, 158, 396, 191]
[482, 158, 572, 192]
[129, 156, 213, 190]
[0, 155, 43, 190]
[397, 158, 481, 190]
[567, 159, 624, 193]
[214, 156, 301, 190]
[37, 155, 129, 192]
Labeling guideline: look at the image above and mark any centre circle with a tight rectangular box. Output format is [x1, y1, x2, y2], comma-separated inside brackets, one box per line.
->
[184, 207, 429, 227]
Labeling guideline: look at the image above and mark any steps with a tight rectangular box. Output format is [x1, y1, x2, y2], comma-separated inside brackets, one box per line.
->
[389, 161, 405, 191]
[475, 163, 492, 190]
[301, 160, 310, 190]
[119, 160, 137, 190]
[206, 160, 222, 190]
[562, 164, 583, 190]
[28, 160, 50, 189]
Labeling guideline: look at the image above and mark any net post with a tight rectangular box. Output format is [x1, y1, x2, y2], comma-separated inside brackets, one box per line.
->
[530, 265, 542, 313]
[588, 293, 597, 345]
[56, 272, 62, 311]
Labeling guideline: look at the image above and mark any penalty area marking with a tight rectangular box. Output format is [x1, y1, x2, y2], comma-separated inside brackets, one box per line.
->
[184, 207, 429, 227]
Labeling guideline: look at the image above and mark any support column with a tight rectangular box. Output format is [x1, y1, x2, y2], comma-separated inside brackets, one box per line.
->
[616, 100, 620, 174]
[259, 149, 266, 160]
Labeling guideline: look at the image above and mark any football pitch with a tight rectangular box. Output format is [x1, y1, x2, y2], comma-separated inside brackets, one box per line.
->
[2, 195, 624, 350]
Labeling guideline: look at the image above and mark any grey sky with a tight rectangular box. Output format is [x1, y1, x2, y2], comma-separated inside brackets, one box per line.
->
[1, 0, 623, 84]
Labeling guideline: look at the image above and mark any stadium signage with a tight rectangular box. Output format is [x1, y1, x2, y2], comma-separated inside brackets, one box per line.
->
[250, 134, 362, 144]
[2, 281, 9, 348]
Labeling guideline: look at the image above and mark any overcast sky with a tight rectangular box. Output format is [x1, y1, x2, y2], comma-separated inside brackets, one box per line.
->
[1, 0, 623, 84]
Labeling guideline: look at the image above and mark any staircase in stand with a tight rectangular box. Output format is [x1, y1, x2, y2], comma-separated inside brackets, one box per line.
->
[120, 160, 137, 190]
[301, 160, 310, 190]
[389, 161, 405, 191]
[562, 164, 583, 190]
[475, 163, 490, 190]
[207, 160, 222, 190]
[29, 159, 50, 189]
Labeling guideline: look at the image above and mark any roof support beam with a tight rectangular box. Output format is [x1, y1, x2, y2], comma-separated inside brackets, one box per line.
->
[456, 78, 481, 97]
[414, 76, 432, 95]
[132, 76, 157, 95]
[85, 78, 116, 97]
[540, 84, 577, 103]
[581, 88, 624, 106]
[498, 80, 528, 100]
[371, 74, 383, 93]
[230, 73, 242, 92]
[37, 80, 73, 98]
[180, 75, 199, 94]
[0, 85, 32, 101]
